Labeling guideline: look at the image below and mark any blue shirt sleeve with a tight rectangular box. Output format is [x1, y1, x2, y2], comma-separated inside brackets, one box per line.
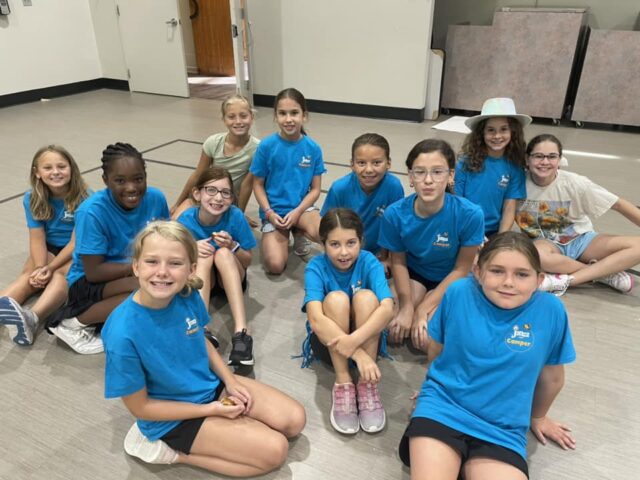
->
[249, 140, 269, 178]
[233, 209, 257, 250]
[311, 141, 326, 176]
[76, 210, 110, 255]
[303, 259, 327, 307]
[23, 192, 43, 229]
[320, 185, 339, 216]
[545, 299, 576, 366]
[104, 345, 146, 399]
[459, 203, 485, 247]
[427, 289, 448, 344]
[454, 160, 468, 197]
[506, 165, 526, 200]
[368, 258, 393, 301]
[378, 205, 405, 252]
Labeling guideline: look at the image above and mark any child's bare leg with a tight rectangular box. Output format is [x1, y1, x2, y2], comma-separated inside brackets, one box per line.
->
[535, 240, 587, 275]
[214, 249, 247, 332]
[296, 209, 321, 243]
[260, 229, 289, 275]
[352, 289, 380, 362]
[171, 198, 195, 220]
[76, 277, 138, 326]
[196, 254, 214, 307]
[1, 257, 41, 303]
[409, 436, 461, 480]
[322, 291, 352, 384]
[463, 457, 527, 480]
[571, 234, 640, 285]
[178, 375, 305, 476]
[31, 263, 71, 321]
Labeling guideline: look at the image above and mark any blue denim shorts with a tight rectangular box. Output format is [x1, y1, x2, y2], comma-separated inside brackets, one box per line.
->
[553, 231, 598, 260]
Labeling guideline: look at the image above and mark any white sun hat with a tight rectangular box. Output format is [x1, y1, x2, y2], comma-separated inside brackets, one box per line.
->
[464, 98, 532, 130]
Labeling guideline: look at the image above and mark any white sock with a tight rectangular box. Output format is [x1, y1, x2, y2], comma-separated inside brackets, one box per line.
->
[61, 317, 84, 329]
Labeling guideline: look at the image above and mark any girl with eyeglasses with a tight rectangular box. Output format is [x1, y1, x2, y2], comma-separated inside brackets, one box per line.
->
[456, 98, 530, 238]
[515, 134, 640, 296]
[379, 139, 484, 352]
[177, 166, 257, 366]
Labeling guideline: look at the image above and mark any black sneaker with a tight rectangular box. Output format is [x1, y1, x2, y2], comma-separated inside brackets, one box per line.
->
[228, 329, 254, 366]
[204, 328, 220, 349]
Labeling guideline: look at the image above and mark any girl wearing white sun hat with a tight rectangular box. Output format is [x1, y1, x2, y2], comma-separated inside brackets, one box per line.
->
[456, 98, 532, 238]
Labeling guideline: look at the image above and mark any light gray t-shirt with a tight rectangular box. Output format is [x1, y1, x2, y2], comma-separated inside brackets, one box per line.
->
[202, 132, 260, 195]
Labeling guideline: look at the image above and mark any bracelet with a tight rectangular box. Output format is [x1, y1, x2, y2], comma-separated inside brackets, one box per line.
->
[264, 208, 273, 217]
[231, 242, 241, 254]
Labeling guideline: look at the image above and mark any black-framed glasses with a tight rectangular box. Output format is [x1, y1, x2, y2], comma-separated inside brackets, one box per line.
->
[202, 186, 233, 199]
[529, 153, 560, 162]
[409, 168, 450, 182]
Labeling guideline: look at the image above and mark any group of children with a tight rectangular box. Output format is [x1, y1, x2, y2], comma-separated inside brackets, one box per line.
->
[0, 89, 638, 478]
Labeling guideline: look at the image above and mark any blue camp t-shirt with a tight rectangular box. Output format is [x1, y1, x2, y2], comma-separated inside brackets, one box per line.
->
[455, 156, 525, 235]
[378, 193, 484, 281]
[103, 290, 220, 440]
[177, 205, 257, 251]
[250, 133, 325, 219]
[302, 250, 392, 311]
[67, 187, 169, 286]
[321, 172, 404, 253]
[413, 277, 576, 460]
[22, 191, 82, 247]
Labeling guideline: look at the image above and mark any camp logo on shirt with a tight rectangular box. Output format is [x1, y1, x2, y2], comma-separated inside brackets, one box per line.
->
[375, 205, 387, 218]
[351, 279, 362, 295]
[505, 323, 534, 352]
[185, 317, 199, 336]
[61, 210, 75, 223]
[497, 174, 510, 188]
[433, 232, 450, 248]
[299, 156, 312, 168]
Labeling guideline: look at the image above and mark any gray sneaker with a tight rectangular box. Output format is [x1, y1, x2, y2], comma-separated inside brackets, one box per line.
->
[50, 319, 104, 355]
[357, 382, 386, 433]
[597, 271, 634, 293]
[330, 383, 359, 434]
[0, 296, 38, 346]
[293, 233, 311, 256]
[124, 422, 178, 464]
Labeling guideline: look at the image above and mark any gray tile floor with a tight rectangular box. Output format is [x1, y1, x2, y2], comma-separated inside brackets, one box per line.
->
[0, 90, 638, 479]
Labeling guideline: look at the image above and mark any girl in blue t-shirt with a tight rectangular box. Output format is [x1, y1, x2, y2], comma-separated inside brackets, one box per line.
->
[399, 232, 576, 480]
[46, 143, 169, 355]
[103, 221, 305, 476]
[250, 88, 326, 274]
[303, 208, 394, 435]
[320, 133, 404, 272]
[0, 145, 90, 346]
[177, 166, 257, 367]
[457, 98, 530, 237]
[379, 139, 484, 351]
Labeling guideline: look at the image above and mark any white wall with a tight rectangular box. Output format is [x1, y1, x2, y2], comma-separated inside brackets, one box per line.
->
[248, 0, 435, 110]
[0, 0, 103, 95]
[87, 0, 127, 80]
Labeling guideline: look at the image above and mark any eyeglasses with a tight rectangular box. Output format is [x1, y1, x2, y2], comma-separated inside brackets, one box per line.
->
[201, 186, 233, 199]
[529, 153, 560, 162]
[409, 168, 450, 182]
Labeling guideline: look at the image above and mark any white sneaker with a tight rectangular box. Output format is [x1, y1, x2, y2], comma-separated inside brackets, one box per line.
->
[539, 274, 573, 297]
[293, 233, 311, 256]
[50, 318, 104, 355]
[597, 271, 634, 293]
[124, 422, 178, 464]
[0, 296, 38, 346]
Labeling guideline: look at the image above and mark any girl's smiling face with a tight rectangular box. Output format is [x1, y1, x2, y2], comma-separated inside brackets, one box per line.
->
[193, 177, 233, 221]
[275, 97, 307, 141]
[324, 227, 361, 272]
[34, 151, 72, 195]
[526, 140, 561, 186]
[223, 102, 253, 138]
[133, 233, 196, 309]
[351, 144, 390, 194]
[102, 156, 147, 210]
[474, 249, 542, 310]
[483, 117, 512, 158]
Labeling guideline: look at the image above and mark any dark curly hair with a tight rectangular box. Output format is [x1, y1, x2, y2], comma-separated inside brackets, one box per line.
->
[459, 117, 526, 173]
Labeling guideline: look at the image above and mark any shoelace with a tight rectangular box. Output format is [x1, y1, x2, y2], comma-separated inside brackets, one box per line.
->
[335, 385, 357, 414]
[357, 384, 382, 411]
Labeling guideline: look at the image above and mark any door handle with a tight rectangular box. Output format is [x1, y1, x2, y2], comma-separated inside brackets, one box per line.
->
[165, 18, 179, 26]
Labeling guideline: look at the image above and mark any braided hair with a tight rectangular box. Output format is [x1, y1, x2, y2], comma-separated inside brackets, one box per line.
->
[101, 142, 145, 176]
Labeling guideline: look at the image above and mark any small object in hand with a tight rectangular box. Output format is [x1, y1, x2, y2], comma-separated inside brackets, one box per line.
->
[220, 397, 236, 406]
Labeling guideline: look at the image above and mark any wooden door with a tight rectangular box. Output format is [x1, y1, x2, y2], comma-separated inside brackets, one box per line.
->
[192, 0, 235, 76]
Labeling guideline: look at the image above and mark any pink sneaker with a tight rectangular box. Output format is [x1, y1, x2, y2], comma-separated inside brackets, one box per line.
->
[357, 382, 386, 433]
[330, 383, 359, 434]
